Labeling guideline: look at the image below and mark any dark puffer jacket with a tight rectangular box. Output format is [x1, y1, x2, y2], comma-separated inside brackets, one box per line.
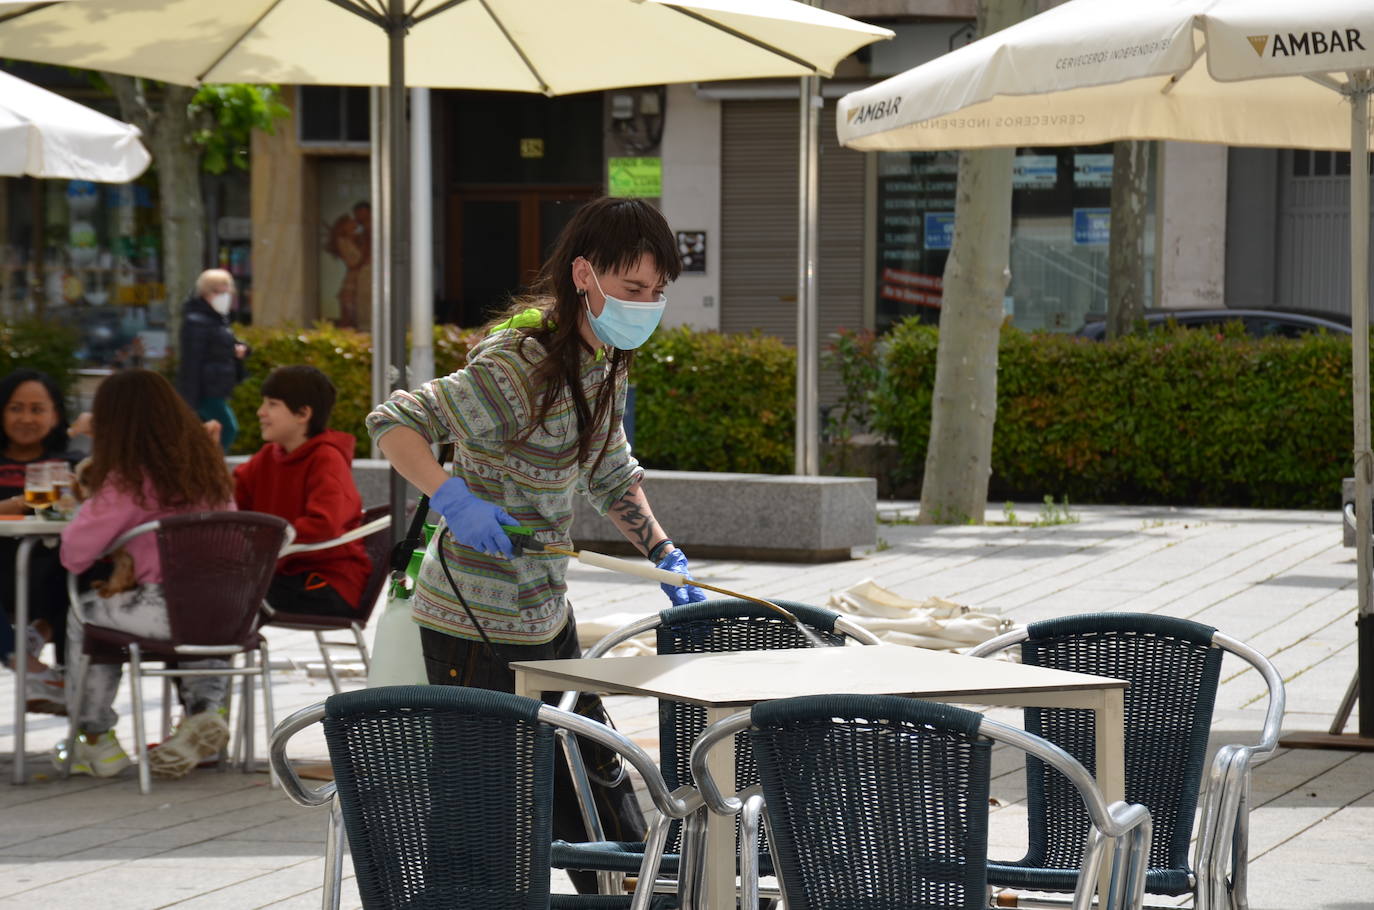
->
[176, 294, 245, 404]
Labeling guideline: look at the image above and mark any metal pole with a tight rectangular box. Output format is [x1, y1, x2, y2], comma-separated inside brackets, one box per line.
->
[387, 0, 411, 539]
[410, 87, 435, 387]
[12, 537, 33, 785]
[368, 85, 388, 459]
[1350, 77, 1373, 738]
[795, 74, 821, 476]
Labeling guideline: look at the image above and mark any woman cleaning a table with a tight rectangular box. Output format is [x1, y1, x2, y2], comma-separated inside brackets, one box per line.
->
[367, 196, 704, 892]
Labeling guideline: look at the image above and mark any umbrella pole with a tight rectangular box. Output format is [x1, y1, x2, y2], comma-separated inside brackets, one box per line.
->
[369, 86, 389, 457]
[1353, 78, 1374, 740]
[386, 0, 412, 542]
[795, 70, 821, 476]
[411, 87, 435, 388]
[1286, 75, 1374, 751]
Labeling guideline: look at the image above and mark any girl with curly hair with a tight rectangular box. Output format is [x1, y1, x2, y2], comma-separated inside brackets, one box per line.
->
[55, 369, 236, 779]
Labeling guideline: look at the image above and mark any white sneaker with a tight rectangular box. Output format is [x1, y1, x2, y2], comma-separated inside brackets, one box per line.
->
[147, 711, 229, 779]
[52, 730, 131, 778]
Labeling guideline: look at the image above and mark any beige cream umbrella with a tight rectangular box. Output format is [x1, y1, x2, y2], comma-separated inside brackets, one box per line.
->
[838, 0, 1374, 744]
[0, 0, 890, 92]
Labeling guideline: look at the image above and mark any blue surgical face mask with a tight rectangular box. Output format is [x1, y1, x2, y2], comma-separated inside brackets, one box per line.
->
[584, 267, 667, 351]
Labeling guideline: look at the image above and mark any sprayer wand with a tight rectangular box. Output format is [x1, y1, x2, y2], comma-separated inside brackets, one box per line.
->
[507, 528, 807, 628]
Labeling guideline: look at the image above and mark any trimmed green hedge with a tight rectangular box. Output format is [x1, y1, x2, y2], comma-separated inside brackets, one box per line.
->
[225, 323, 796, 473]
[632, 326, 795, 473]
[869, 319, 1354, 509]
[9, 313, 1354, 507]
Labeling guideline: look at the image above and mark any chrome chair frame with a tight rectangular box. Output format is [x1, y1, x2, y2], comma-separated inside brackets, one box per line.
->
[693, 702, 1154, 910]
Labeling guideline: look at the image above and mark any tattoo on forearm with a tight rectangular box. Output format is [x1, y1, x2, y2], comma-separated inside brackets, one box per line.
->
[610, 492, 658, 555]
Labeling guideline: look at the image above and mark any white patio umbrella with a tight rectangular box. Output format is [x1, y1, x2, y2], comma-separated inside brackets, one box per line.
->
[836, 0, 1374, 743]
[0, 68, 150, 181]
[0, 0, 891, 529]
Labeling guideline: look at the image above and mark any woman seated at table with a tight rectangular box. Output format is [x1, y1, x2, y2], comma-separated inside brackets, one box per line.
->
[0, 368, 79, 714]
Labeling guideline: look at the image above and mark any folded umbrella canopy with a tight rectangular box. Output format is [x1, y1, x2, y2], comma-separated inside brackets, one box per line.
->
[0, 68, 149, 181]
[836, 0, 1374, 743]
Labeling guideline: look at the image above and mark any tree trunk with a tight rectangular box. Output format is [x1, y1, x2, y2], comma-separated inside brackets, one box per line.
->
[105, 76, 204, 329]
[1106, 140, 1152, 338]
[917, 148, 1013, 524]
[916, 0, 1034, 526]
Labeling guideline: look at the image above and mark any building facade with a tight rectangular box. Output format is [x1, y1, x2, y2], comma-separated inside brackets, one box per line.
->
[233, 1, 1357, 403]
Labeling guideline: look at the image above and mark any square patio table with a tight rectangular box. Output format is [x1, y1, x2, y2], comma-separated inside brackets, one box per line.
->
[513, 643, 1128, 909]
[2, 516, 69, 785]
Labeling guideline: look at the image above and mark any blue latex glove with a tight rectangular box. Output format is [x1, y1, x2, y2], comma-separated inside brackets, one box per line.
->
[430, 477, 516, 558]
[657, 548, 707, 606]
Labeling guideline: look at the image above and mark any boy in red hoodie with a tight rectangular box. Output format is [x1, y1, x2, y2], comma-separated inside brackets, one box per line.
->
[234, 366, 371, 617]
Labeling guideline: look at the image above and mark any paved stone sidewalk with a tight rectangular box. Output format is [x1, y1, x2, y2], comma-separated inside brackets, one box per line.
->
[1, 502, 1370, 908]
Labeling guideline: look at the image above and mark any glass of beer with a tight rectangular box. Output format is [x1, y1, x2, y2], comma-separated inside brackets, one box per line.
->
[24, 462, 56, 513]
[51, 467, 77, 519]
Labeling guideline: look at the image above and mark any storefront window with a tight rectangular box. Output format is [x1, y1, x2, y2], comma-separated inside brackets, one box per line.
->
[1, 175, 165, 367]
[873, 144, 1156, 334]
[874, 150, 957, 330]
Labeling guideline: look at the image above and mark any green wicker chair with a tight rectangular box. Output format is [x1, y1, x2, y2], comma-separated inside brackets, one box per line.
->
[270, 685, 697, 910]
[968, 613, 1286, 910]
[693, 694, 1152, 910]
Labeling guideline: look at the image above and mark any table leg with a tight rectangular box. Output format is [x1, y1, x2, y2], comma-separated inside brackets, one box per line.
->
[701, 705, 736, 910]
[12, 536, 34, 786]
[1093, 687, 1126, 904]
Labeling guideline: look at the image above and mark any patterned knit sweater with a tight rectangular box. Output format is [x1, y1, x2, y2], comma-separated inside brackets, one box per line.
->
[366, 328, 641, 646]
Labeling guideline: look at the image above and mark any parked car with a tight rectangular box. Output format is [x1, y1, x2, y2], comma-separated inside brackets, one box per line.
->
[1075, 308, 1351, 340]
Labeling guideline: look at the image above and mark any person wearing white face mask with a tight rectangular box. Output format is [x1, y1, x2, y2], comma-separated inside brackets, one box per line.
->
[367, 197, 704, 892]
[175, 268, 250, 452]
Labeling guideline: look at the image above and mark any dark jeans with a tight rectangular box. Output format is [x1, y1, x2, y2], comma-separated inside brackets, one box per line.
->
[419, 616, 648, 894]
[0, 536, 69, 665]
[266, 572, 355, 618]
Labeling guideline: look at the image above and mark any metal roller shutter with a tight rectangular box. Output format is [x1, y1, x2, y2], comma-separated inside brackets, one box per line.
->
[720, 98, 866, 404]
